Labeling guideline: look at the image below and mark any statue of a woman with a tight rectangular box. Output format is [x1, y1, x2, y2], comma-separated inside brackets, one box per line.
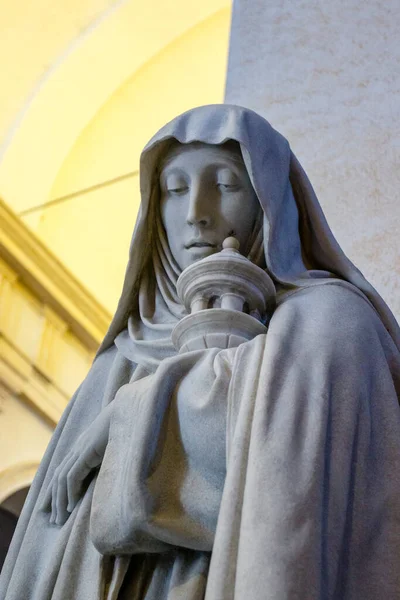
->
[1, 105, 400, 600]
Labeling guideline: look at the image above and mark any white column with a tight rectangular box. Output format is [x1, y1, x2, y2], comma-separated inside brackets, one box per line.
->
[225, 0, 400, 321]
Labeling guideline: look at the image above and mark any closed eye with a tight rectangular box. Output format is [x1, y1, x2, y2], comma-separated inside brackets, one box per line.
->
[217, 183, 239, 191]
[168, 186, 189, 194]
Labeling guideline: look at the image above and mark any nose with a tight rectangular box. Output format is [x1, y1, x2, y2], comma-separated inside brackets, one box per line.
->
[186, 184, 211, 227]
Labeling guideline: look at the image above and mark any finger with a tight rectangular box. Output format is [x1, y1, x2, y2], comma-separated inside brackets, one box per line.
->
[65, 444, 104, 512]
[55, 454, 76, 526]
[50, 475, 59, 524]
[50, 455, 73, 523]
[85, 444, 104, 469]
[66, 454, 94, 512]
[41, 461, 67, 515]
[41, 477, 55, 513]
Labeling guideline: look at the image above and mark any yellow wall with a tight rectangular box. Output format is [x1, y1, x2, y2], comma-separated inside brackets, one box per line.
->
[0, 394, 51, 502]
[0, 0, 117, 145]
[30, 8, 231, 313]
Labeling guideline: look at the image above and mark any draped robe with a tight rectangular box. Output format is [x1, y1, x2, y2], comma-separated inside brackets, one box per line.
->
[1, 105, 400, 600]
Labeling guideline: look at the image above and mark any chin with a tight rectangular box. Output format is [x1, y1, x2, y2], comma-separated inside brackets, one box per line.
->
[184, 247, 218, 268]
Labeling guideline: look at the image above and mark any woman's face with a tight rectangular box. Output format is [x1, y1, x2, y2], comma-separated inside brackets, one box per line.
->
[159, 142, 260, 270]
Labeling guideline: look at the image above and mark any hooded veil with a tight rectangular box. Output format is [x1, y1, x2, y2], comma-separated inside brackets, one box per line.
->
[99, 104, 400, 371]
[1, 105, 400, 600]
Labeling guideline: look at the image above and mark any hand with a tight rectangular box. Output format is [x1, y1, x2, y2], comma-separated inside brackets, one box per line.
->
[42, 404, 112, 526]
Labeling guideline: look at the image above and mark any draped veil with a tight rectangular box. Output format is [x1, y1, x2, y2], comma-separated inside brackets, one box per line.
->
[101, 104, 400, 372]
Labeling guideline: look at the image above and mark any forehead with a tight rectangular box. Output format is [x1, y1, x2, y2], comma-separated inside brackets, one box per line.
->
[159, 141, 245, 175]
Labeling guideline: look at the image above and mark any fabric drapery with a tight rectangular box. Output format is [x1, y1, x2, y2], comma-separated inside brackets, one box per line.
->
[1, 105, 400, 600]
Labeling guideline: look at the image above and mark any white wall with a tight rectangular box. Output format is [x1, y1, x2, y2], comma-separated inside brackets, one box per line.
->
[225, 0, 400, 321]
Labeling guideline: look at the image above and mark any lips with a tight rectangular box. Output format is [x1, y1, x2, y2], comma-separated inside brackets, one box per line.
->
[185, 240, 217, 249]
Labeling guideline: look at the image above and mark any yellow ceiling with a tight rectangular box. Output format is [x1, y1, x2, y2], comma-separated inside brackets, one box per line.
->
[0, 1, 232, 312]
[0, 0, 231, 213]
[0, 0, 118, 144]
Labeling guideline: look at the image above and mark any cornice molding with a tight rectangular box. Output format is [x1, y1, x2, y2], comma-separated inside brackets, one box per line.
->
[0, 335, 66, 427]
[0, 197, 111, 350]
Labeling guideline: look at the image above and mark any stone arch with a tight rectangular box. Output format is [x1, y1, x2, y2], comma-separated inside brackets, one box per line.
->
[0, 461, 39, 504]
[0, 472, 34, 570]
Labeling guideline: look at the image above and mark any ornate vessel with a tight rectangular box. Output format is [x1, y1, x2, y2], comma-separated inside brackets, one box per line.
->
[172, 237, 276, 351]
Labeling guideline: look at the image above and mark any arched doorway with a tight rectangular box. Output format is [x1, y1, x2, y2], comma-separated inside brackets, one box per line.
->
[0, 486, 30, 571]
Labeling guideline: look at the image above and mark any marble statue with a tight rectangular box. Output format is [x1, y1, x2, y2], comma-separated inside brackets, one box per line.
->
[1, 104, 400, 600]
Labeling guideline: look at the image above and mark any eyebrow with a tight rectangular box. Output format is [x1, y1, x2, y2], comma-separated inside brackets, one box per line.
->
[210, 161, 244, 171]
[159, 167, 188, 182]
[160, 159, 245, 179]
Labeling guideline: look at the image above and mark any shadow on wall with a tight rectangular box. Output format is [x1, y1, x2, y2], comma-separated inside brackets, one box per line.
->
[0, 487, 29, 571]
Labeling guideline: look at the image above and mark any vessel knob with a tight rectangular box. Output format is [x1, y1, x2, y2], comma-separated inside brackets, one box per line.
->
[222, 236, 240, 251]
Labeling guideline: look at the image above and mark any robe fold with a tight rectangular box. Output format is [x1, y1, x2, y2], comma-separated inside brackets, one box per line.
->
[3, 284, 399, 599]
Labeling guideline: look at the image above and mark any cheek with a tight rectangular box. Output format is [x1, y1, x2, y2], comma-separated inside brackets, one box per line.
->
[160, 197, 188, 227]
[160, 201, 177, 238]
[160, 196, 170, 227]
[220, 193, 259, 236]
[160, 200, 186, 254]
